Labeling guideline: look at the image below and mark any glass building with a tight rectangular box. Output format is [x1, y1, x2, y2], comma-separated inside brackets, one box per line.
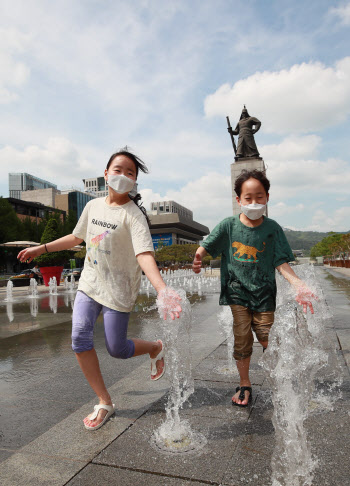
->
[9, 173, 57, 199]
[68, 191, 95, 219]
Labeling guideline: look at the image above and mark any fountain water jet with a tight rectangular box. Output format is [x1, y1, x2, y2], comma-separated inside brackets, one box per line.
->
[5, 280, 14, 302]
[49, 277, 57, 295]
[216, 306, 236, 375]
[28, 278, 38, 298]
[151, 287, 207, 455]
[68, 275, 75, 293]
[260, 264, 343, 486]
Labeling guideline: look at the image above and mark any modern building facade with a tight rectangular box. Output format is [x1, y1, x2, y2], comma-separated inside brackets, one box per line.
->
[150, 200, 193, 219]
[20, 188, 61, 208]
[55, 190, 95, 219]
[148, 201, 209, 249]
[7, 197, 66, 223]
[18, 187, 95, 220]
[9, 173, 57, 199]
[83, 176, 108, 198]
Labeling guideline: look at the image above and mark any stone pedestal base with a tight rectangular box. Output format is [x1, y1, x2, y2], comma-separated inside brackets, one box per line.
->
[231, 158, 267, 216]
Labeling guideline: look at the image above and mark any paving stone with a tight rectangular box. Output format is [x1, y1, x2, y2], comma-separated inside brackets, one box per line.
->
[306, 402, 350, 486]
[194, 357, 265, 385]
[222, 395, 274, 485]
[0, 451, 87, 486]
[66, 463, 210, 485]
[0, 449, 13, 463]
[149, 380, 257, 421]
[94, 412, 246, 484]
[0, 395, 78, 450]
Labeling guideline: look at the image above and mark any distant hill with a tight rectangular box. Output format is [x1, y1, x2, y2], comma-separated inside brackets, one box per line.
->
[282, 228, 345, 254]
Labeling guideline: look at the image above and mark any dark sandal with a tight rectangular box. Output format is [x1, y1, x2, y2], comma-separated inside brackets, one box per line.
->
[232, 386, 252, 407]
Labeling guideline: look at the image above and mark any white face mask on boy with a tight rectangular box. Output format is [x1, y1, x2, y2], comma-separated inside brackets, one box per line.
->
[240, 202, 266, 220]
[107, 174, 136, 195]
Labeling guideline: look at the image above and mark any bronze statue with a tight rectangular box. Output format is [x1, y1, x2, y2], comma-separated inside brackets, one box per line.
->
[227, 106, 261, 159]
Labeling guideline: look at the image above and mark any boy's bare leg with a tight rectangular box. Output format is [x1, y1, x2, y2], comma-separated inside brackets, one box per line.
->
[232, 356, 251, 405]
[75, 349, 113, 427]
[260, 340, 268, 351]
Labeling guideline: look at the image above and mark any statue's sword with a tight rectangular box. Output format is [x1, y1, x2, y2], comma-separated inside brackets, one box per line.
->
[226, 116, 237, 155]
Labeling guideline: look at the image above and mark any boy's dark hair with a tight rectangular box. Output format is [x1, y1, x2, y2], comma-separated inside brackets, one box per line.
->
[106, 148, 150, 226]
[234, 169, 270, 197]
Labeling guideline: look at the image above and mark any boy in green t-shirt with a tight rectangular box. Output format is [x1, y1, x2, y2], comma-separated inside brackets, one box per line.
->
[192, 169, 316, 407]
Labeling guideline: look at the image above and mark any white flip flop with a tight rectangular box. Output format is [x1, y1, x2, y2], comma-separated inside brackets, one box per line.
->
[84, 403, 115, 431]
[150, 340, 165, 381]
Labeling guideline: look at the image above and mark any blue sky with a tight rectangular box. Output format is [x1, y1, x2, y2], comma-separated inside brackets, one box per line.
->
[1, 0, 350, 232]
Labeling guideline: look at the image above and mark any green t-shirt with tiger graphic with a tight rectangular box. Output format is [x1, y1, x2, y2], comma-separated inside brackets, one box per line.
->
[202, 215, 294, 311]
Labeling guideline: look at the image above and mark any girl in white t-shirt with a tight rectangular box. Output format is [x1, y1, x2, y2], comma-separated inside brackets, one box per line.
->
[18, 149, 182, 431]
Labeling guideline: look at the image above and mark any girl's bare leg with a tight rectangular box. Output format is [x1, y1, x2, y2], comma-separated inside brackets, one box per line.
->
[76, 340, 164, 427]
[132, 339, 164, 376]
[75, 349, 112, 427]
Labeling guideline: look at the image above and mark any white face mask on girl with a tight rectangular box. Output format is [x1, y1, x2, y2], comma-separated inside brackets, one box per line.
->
[107, 174, 136, 195]
[240, 202, 266, 220]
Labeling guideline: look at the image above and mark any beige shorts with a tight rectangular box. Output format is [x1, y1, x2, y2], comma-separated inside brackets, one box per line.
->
[230, 305, 274, 360]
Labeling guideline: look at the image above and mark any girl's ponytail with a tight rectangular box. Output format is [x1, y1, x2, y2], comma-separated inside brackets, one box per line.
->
[129, 193, 151, 227]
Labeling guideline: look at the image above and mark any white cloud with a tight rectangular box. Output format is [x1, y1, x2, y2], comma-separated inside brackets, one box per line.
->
[0, 138, 101, 189]
[269, 202, 305, 219]
[329, 3, 350, 26]
[255, 135, 350, 201]
[204, 57, 350, 134]
[141, 172, 232, 231]
[0, 28, 30, 103]
[261, 135, 321, 161]
[308, 207, 350, 232]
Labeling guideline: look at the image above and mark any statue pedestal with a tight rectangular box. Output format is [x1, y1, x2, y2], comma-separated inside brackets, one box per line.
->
[231, 157, 267, 216]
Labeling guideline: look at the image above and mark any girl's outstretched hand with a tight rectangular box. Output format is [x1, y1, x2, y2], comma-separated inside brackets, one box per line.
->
[295, 284, 317, 314]
[156, 287, 182, 321]
[17, 246, 45, 264]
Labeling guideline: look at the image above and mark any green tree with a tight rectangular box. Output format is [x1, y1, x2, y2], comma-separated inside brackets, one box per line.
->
[0, 198, 23, 243]
[34, 218, 71, 266]
[310, 232, 344, 258]
[21, 217, 39, 241]
[155, 244, 214, 265]
[63, 210, 78, 236]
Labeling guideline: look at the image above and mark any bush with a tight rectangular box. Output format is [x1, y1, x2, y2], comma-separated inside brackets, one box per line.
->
[34, 218, 71, 266]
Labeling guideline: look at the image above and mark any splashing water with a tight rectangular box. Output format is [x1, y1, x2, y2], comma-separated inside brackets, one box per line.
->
[30, 297, 38, 317]
[49, 294, 58, 314]
[5, 280, 14, 302]
[216, 306, 236, 375]
[49, 277, 57, 295]
[260, 264, 343, 486]
[28, 278, 38, 298]
[151, 287, 207, 454]
[68, 275, 75, 293]
[139, 269, 221, 296]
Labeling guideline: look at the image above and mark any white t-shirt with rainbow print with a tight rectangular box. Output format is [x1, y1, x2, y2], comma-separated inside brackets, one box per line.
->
[73, 198, 154, 312]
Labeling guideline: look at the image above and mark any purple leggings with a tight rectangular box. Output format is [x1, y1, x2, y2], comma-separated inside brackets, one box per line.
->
[71, 291, 135, 359]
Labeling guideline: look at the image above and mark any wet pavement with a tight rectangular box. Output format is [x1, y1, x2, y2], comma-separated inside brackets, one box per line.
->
[0, 267, 349, 485]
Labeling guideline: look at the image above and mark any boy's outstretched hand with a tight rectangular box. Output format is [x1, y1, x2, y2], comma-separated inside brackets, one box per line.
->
[295, 284, 317, 314]
[192, 253, 202, 274]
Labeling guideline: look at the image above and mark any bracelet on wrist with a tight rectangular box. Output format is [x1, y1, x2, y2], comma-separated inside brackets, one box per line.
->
[45, 244, 49, 253]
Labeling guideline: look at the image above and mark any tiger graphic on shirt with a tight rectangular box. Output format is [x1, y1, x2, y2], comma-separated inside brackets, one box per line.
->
[232, 241, 265, 263]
